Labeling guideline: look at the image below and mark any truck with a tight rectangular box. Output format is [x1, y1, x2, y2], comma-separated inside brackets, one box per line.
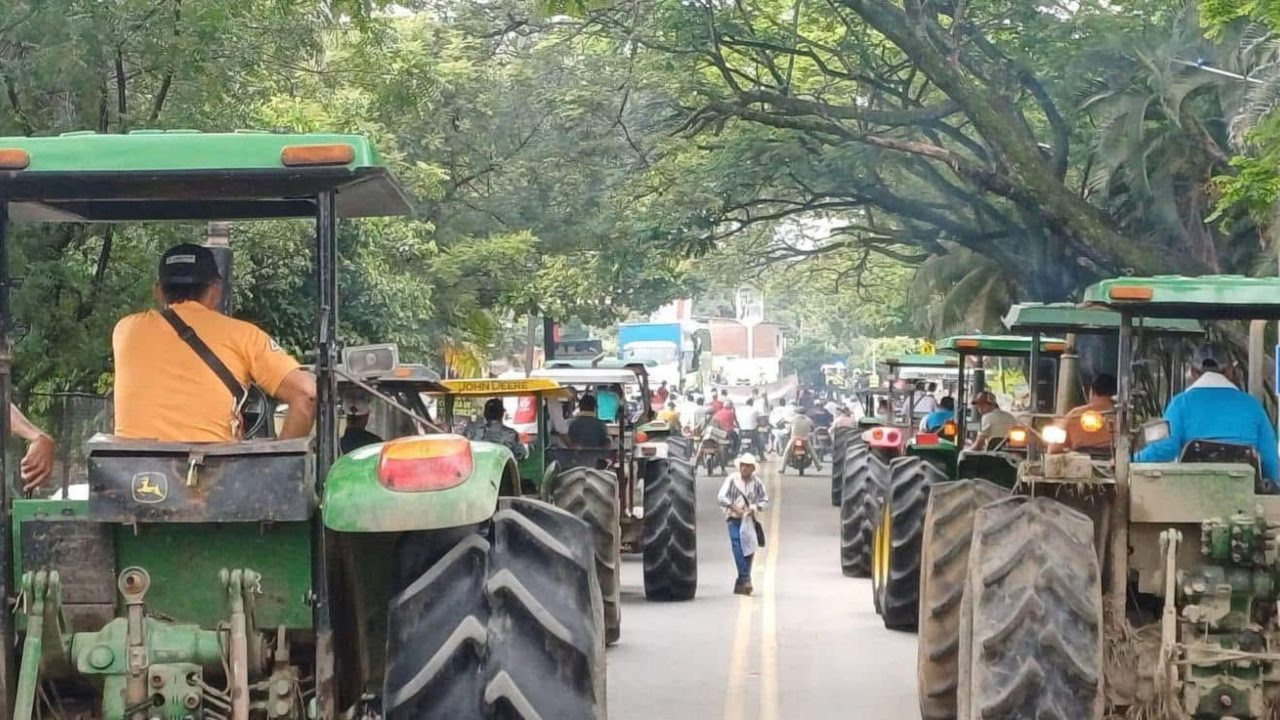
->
[617, 321, 694, 391]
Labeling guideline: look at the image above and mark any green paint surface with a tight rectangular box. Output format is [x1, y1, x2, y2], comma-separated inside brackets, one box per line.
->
[0, 130, 383, 172]
[1003, 302, 1203, 336]
[322, 440, 507, 532]
[1083, 275, 1280, 320]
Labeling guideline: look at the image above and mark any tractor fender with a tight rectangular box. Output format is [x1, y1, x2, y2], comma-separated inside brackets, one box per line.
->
[323, 439, 516, 533]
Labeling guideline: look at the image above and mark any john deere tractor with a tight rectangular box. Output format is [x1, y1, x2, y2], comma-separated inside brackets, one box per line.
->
[915, 279, 1280, 720]
[0, 131, 606, 719]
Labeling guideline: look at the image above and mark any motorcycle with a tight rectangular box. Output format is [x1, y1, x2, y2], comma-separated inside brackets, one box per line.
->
[752, 416, 772, 457]
[814, 426, 832, 461]
[785, 436, 812, 475]
[696, 425, 730, 476]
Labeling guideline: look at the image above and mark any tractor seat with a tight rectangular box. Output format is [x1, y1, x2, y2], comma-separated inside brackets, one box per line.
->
[1178, 440, 1271, 495]
[85, 435, 315, 522]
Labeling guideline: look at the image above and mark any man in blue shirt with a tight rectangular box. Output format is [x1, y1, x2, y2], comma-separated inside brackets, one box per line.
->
[921, 396, 956, 432]
[1134, 343, 1279, 485]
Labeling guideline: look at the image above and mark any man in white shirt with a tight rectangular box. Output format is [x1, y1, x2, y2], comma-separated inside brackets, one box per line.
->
[967, 391, 1016, 450]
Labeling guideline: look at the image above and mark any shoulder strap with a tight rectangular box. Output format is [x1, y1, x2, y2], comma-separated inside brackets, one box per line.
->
[159, 307, 245, 407]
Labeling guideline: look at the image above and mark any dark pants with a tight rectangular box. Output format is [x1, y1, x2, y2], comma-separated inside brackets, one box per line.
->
[727, 518, 754, 580]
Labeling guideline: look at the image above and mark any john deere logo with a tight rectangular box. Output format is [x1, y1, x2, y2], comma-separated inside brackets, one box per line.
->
[131, 472, 168, 504]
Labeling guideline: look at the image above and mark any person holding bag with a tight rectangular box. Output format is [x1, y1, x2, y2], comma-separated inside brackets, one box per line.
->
[717, 453, 770, 596]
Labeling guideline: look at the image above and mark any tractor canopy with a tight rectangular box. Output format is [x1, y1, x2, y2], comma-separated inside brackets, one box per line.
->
[1003, 302, 1204, 336]
[1082, 275, 1280, 320]
[884, 353, 957, 368]
[940, 334, 1068, 357]
[0, 129, 411, 221]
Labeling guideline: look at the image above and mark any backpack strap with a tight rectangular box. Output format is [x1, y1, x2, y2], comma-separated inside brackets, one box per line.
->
[159, 307, 246, 411]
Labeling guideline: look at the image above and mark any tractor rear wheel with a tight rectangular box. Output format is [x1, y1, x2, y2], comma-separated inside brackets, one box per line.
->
[642, 458, 698, 601]
[667, 435, 694, 462]
[544, 465, 622, 644]
[876, 456, 946, 631]
[384, 498, 606, 720]
[957, 497, 1102, 720]
[830, 427, 853, 507]
[839, 443, 886, 577]
[917, 480, 1009, 719]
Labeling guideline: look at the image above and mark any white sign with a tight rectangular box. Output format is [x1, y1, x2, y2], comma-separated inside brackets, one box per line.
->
[735, 286, 764, 327]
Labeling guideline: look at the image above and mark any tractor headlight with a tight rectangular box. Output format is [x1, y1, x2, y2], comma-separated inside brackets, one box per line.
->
[1080, 410, 1105, 433]
[1006, 426, 1029, 448]
[1042, 425, 1068, 446]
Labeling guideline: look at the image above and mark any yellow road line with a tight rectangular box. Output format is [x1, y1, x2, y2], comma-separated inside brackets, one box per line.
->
[760, 468, 782, 720]
[723, 464, 776, 720]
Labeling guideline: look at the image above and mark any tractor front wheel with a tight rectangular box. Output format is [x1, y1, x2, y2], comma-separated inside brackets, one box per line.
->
[957, 497, 1102, 720]
[839, 442, 885, 577]
[917, 480, 1008, 719]
[642, 458, 698, 601]
[383, 498, 606, 720]
[544, 465, 622, 645]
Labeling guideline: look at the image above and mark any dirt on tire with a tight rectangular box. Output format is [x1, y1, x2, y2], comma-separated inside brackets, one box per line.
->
[917, 479, 1009, 719]
[957, 496, 1103, 720]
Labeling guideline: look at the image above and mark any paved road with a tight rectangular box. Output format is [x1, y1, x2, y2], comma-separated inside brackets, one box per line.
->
[608, 459, 919, 720]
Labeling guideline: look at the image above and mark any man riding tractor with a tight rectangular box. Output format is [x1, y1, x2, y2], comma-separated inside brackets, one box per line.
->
[0, 131, 607, 720]
[914, 299, 1204, 720]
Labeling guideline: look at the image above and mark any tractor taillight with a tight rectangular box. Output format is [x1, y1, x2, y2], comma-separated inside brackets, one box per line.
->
[377, 436, 474, 492]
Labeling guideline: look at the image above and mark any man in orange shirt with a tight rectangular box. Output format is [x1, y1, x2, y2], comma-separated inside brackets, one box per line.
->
[113, 244, 316, 443]
[1057, 373, 1116, 451]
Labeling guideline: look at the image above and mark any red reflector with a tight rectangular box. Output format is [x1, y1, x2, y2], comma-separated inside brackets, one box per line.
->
[916, 432, 939, 445]
[378, 436, 473, 492]
[887, 430, 901, 445]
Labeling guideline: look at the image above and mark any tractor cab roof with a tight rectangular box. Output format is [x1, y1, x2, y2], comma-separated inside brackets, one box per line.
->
[940, 335, 1067, 357]
[884, 354, 958, 368]
[0, 130, 411, 221]
[1083, 275, 1280, 320]
[531, 367, 645, 387]
[1003, 302, 1203, 336]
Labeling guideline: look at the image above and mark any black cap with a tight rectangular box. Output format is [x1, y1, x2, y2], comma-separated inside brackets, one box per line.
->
[158, 244, 221, 286]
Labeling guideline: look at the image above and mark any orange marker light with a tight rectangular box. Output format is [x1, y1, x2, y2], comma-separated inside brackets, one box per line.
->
[0, 149, 30, 170]
[1006, 427, 1029, 448]
[635, 431, 649, 444]
[940, 420, 958, 439]
[378, 435, 473, 492]
[1044, 342, 1066, 353]
[1108, 285, 1154, 301]
[281, 144, 356, 167]
[955, 339, 980, 349]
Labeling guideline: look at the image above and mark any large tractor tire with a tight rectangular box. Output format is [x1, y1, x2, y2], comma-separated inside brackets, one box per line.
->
[917, 479, 1010, 719]
[957, 497, 1103, 720]
[384, 498, 606, 720]
[667, 435, 694, 462]
[830, 426, 854, 506]
[642, 458, 698, 601]
[544, 465, 622, 645]
[872, 455, 945, 630]
[838, 442, 886, 577]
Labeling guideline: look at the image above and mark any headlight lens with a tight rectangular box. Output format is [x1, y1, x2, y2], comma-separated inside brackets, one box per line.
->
[1042, 425, 1068, 445]
[1080, 410, 1105, 433]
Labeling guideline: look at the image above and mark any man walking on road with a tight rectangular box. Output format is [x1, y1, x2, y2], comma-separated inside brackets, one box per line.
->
[717, 453, 769, 596]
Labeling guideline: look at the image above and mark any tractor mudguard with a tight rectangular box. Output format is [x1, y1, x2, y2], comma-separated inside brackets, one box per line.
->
[323, 439, 514, 533]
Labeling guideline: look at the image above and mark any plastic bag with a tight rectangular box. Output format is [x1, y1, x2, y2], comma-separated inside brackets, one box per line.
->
[739, 514, 759, 556]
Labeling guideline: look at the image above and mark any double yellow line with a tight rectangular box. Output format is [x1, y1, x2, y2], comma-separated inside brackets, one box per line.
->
[723, 465, 783, 720]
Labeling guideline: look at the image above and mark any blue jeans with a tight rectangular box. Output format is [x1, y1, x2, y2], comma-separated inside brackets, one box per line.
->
[727, 518, 753, 580]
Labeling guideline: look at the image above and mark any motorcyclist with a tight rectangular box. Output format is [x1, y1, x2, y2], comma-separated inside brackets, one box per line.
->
[736, 398, 764, 456]
[783, 407, 821, 471]
[807, 402, 834, 429]
[832, 406, 856, 430]
[1134, 343, 1279, 485]
[465, 398, 528, 460]
[713, 399, 742, 457]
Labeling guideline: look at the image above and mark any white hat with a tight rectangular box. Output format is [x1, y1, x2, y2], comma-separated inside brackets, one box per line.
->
[737, 453, 758, 467]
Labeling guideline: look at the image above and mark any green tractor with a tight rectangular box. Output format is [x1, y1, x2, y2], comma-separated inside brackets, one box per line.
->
[861, 335, 1065, 629]
[530, 365, 698, 604]
[0, 131, 606, 719]
[913, 304, 1201, 719]
[915, 279, 1280, 719]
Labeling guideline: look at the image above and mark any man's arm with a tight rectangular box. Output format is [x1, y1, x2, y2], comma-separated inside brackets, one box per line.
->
[11, 404, 54, 490]
[275, 369, 317, 440]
